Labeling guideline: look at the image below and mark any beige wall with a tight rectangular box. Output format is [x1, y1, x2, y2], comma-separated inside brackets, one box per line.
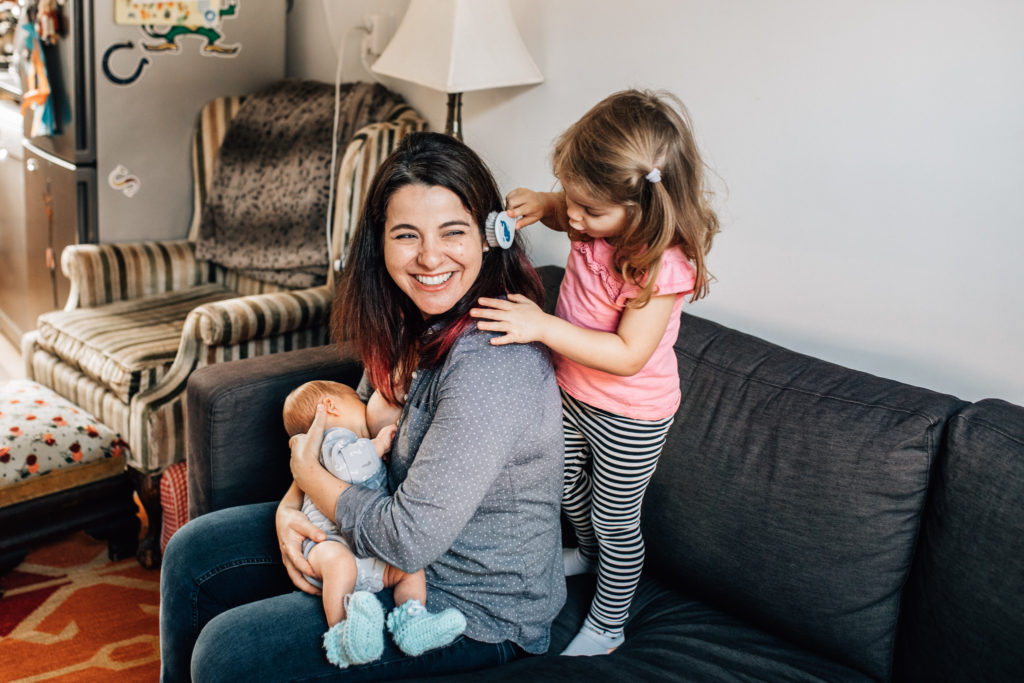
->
[287, 1, 1024, 405]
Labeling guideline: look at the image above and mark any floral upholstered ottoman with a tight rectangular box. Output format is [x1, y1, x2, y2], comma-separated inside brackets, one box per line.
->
[0, 380, 140, 573]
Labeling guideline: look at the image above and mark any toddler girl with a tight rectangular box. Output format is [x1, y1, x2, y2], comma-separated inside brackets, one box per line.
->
[471, 89, 719, 656]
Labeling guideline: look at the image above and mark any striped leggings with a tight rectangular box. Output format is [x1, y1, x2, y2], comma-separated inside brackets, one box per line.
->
[560, 390, 674, 634]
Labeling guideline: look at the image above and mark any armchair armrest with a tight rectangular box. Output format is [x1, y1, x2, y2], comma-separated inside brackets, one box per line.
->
[189, 285, 332, 346]
[62, 240, 206, 309]
[186, 344, 363, 519]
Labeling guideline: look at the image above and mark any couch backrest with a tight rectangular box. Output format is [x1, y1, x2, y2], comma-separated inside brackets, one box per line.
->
[894, 398, 1024, 681]
[641, 312, 965, 680]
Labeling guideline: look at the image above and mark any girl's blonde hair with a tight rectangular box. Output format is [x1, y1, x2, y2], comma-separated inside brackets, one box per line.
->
[553, 89, 719, 305]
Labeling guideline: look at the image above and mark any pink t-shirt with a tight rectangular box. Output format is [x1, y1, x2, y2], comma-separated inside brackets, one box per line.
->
[553, 238, 696, 420]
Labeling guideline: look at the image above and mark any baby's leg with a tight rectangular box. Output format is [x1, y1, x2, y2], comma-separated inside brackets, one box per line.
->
[383, 564, 427, 606]
[307, 541, 358, 627]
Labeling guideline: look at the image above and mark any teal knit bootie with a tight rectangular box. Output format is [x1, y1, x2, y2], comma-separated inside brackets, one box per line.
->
[386, 599, 467, 656]
[323, 591, 385, 668]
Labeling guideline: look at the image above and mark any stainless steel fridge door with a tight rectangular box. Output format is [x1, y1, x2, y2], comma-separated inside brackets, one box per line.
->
[91, 0, 285, 243]
[0, 98, 28, 343]
[21, 140, 96, 324]
[19, 0, 95, 164]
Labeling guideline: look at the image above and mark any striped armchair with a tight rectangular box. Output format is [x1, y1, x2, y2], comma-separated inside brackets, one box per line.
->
[22, 92, 426, 487]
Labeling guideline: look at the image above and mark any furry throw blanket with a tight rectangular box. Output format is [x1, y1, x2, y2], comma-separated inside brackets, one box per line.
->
[195, 80, 405, 287]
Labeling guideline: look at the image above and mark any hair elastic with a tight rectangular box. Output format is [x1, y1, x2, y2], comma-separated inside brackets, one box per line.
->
[645, 168, 662, 183]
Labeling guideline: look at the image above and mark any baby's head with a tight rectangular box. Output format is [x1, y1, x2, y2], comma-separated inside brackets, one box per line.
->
[282, 380, 368, 438]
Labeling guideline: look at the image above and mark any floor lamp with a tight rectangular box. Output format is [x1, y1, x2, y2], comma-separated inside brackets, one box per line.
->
[370, 0, 543, 140]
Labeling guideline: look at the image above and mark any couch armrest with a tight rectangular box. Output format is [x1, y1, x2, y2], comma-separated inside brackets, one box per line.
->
[189, 285, 332, 346]
[62, 240, 206, 309]
[186, 344, 363, 519]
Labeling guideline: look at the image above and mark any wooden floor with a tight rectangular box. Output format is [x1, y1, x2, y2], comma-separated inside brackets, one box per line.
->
[0, 332, 25, 381]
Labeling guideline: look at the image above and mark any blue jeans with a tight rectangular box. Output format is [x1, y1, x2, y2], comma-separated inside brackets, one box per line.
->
[160, 502, 525, 682]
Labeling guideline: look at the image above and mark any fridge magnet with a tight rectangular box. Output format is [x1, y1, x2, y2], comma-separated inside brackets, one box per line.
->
[101, 41, 150, 85]
[114, 0, 241, 56]
[108, 164, 140, 198]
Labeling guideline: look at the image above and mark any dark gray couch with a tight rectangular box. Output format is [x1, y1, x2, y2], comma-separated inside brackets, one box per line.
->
[185, 266, 1024, 682]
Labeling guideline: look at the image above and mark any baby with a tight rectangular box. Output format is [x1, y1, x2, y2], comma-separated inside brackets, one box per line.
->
[283, 380, 465, 668]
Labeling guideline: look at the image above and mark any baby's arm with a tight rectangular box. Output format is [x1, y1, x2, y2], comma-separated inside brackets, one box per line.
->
[505, 188, 570, 232]
[471, 293, 677, 376]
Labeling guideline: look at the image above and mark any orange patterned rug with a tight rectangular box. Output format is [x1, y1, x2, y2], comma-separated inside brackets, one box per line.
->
[0, 531, 160, 682]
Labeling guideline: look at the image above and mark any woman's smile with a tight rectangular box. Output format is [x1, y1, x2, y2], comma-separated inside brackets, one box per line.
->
[384, 184, 484, 318]
[415, 272, 454, 286]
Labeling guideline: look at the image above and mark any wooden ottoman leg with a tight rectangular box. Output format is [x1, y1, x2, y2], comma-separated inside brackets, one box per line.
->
[129, 469, 163, 569]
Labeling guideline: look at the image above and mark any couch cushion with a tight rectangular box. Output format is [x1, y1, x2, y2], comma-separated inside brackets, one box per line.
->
[894, 398, 1024, 681]
[640, 313, 964, 680]
[422, 575, 869, 682]
[36, 284, 234, 403]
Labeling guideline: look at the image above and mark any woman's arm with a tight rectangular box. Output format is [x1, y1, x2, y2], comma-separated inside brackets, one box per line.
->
[505, 189, 570, 233]
[336, 337, 555, 573]
[275, 479, 327, 594]
[289, 404, 349, 524]
[471, 292, 676, 376]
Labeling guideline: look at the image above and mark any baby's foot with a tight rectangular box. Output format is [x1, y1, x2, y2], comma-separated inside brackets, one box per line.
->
[562, 547, 597, 576]
[323, 591, 385, 668]
[386, 599, 466, 656]
[560, 621, 624, 656]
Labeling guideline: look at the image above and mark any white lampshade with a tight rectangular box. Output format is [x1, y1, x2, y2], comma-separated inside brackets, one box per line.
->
[371, 0, 543, 94]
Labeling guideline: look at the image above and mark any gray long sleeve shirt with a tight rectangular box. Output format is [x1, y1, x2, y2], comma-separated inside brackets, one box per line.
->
[336, 327, 566, 654]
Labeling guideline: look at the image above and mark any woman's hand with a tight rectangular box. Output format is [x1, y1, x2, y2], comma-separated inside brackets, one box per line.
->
[290, 402, 349, 525]
[275, 484, 326, 594]
[471, 294, 551, 345]
[289, 403, 327, 490]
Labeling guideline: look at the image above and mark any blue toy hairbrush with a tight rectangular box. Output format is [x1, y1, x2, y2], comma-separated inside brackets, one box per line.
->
[485, 211, 516, 249]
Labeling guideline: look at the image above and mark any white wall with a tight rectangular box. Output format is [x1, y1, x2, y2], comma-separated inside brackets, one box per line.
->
[288, 0, 1024, 405]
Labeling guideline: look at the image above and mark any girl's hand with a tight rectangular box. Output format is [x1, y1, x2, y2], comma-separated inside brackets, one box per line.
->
[471, 294, 550, 345]
[505, 188, 549, 231]
[289, 403, 327, 489]
[275, 491, 325, 595]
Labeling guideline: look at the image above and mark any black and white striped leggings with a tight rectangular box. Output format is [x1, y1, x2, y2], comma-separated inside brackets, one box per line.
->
[560, 390, 674, 634]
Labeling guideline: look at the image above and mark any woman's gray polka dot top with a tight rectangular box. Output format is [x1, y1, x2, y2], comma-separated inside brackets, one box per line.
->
[336, 327, 566, 654]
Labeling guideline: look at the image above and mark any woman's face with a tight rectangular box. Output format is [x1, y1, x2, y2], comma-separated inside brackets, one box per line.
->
[383, 184, 485, 319]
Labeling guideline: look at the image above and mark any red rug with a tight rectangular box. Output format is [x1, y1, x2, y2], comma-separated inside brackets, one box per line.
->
[0, 532, 160, 682]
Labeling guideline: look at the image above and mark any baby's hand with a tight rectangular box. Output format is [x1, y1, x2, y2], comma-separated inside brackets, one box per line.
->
[372, 423, 398, 459]
[505, 188, 547, 231]
[471, 294, 549, 346]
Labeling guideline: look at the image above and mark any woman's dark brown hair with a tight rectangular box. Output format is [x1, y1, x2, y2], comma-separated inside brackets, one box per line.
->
[332, 132, 543, 404]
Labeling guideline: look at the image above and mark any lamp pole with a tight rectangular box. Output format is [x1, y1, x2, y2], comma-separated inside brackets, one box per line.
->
[445, 92, 463, 141]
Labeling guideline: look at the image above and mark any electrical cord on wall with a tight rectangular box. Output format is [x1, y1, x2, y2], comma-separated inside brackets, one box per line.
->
[321, 1, 386, 279]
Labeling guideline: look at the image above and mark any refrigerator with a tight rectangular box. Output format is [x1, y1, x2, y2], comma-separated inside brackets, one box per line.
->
[4, 0, 285, 341]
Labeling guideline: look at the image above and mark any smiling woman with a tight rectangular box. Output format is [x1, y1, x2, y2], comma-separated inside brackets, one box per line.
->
[160, 132, 566, 681]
